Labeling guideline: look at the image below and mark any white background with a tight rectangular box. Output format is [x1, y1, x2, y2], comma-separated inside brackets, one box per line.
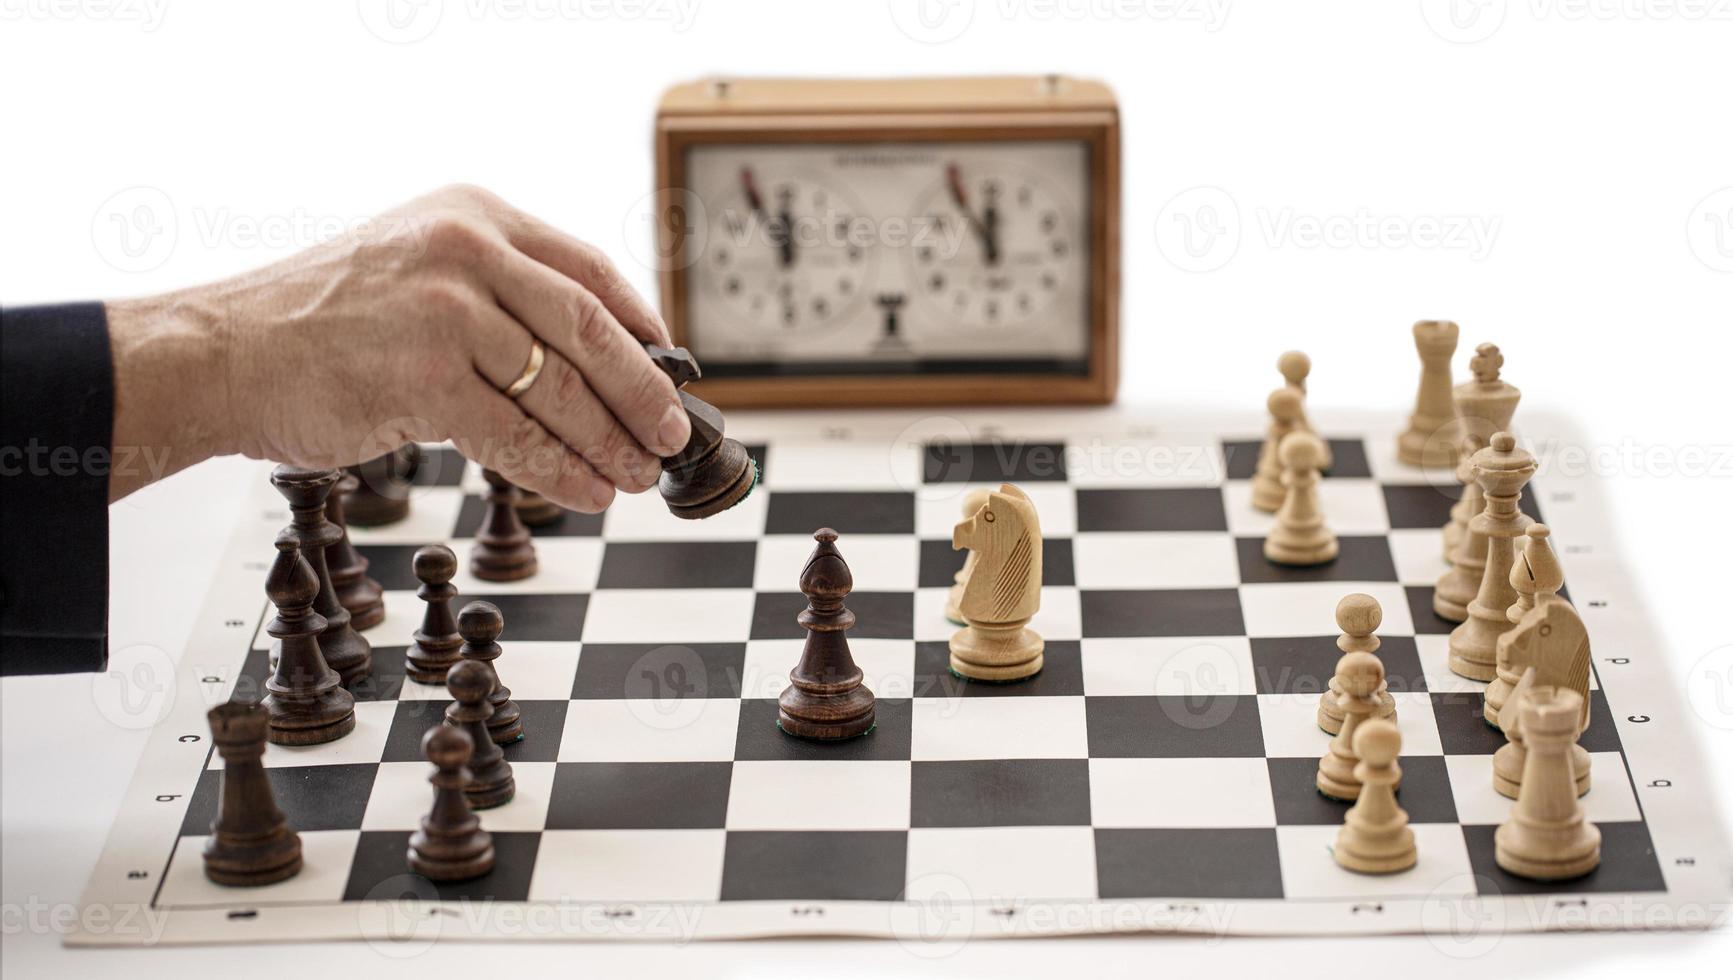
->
[2, 0, 1731, 976]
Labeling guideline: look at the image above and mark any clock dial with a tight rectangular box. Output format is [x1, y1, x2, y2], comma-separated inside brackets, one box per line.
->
[698, 168, 872, 335]
[909, 163, 1078, 329]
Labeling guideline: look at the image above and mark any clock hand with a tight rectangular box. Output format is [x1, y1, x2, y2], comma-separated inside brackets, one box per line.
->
[774, 186, 797, 269]
[946, 163, 1000, 266]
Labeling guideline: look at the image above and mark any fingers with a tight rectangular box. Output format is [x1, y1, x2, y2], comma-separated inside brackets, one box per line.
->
[470, 308, 662, 493]
[478, 245, 690, 459]
[477, 193, 672, 347]
[445, 373, 617, 513]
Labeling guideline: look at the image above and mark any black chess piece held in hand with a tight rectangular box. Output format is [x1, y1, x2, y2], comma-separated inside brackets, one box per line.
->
[644, 344, 757, 520]
[778, 528, 876, 740]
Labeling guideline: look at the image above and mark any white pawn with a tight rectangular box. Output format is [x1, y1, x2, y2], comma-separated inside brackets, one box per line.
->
[1319, 593, 1396, 735]
[1265, 431, 1339, 567]
[944, 488, 993, 627]
[1317, 651, 1386, 801]
[1334, 720, 1417, 874]
[1496, 687, 1601, 881]
[1278, 350, 1332, 471]
[1252, 387, 1306, 513]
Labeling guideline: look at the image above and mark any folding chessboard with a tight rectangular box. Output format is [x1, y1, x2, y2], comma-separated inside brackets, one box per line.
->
[68, 410, 1731, 946]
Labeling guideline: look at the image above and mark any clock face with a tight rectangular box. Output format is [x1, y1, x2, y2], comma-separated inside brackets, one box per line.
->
[681, 140, 1091, 372]
[700, 172, 874, 336]
[911, 166, 1076, 330]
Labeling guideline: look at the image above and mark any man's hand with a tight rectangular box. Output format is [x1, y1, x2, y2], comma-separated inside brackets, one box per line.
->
[105, 184, 690, 508]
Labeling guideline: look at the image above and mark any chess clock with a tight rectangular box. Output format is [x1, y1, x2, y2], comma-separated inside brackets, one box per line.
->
[653, 76, 1120, 407]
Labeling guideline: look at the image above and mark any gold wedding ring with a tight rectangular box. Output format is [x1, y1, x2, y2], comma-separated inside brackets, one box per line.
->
[504, 339, 546, 398]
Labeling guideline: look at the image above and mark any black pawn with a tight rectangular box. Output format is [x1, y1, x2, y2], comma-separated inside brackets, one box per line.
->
[443, 660, 514, 809]
[203, 700, 303, 886]
[645, 345, 756, 520]
[458, 601, 523, 745]
[271, 465, 373, 687]
[325, 470, 386, 631]
[778, 528, 875, 740]
[261, 530, 356, 745]
[406, 545, 462, 684]
[406, 724, 496, 882]
[470, 468, 538, 581]
[343, 445, 419, 527]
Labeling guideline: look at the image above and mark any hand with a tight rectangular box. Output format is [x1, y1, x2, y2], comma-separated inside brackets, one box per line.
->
[104, 184, 690, 508]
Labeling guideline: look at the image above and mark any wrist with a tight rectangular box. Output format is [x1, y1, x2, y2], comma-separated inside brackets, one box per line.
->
[106, 291, 237, 496]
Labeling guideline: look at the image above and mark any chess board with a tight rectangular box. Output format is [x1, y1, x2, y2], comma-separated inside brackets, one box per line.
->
[68, 410, 1732, 947]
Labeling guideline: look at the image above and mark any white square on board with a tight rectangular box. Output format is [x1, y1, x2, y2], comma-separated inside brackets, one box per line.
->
[1445, 752, 1639, 826]
[1081, 636, 1258, 697]
[221, 701, 396, 769]
[1224, 479, 1392, 537]
[760, 441, 921, 490]
[1089, 758, 1276, 828]
[725, 761, 912, 830]
[558, 698, 740, 762]
[911, 696, 1088, 761]
[905, 827, 1098, 903]
[582, 589, 755, 644]
[158, 831, 359, 909]
[1240, 582, 1415, 638]
[529, 830, 726, 903]
[1276, 824, 1475, 900]
[1072, 532, 1241, 590]
[362, 761, 555, 832]
[755, 534, 917, 592]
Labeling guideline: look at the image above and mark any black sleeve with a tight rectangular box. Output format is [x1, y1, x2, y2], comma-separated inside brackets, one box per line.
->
[0, 302, 113, 675]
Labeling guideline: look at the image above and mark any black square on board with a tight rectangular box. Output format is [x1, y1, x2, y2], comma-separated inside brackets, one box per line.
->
[913, 640, 1085, 698]
[1430, 691, 1507, 755]
[922, 441, 1069, 483]
[910, 759, 1092, 827]
[1075, 488, 1229, 533]
[381, 699, 569, 763]
[410, 446, 468, 487]
[1250, 635, 1427, 696]
[918, 537, 1074, 588]
[1382, 484, 1461, 530]
[596, 541, 757, 589]
[1404, 586, 1459, 636]
[570, 643, 745, 700]
[1266, 756, 1458, 825]
[1094, 828, 1283, 899]
[1085, 695, 1266, 758]
[353, 544, 426, 591]
[344, 644, 412, 702]
[1080, 589, 1246, 638]
[546, 762, 733, 829]
[733, 698, 912, 761]
[1462, 821, 1664, 895]
[180, 764, 376, 836]
[720, 831, 909, 901]
[751, 592, 912, 640]
[1235, 536, 1399, 585]
[453, 495, 604, 538]
[765, 491, 916, 535]
[343, 830, 540, 903]
[450, 593, 587, 642]
[1223, 439, 1370, 480]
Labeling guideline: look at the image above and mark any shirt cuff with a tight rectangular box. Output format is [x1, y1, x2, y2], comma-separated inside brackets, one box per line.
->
[0, 302, 113, 675]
